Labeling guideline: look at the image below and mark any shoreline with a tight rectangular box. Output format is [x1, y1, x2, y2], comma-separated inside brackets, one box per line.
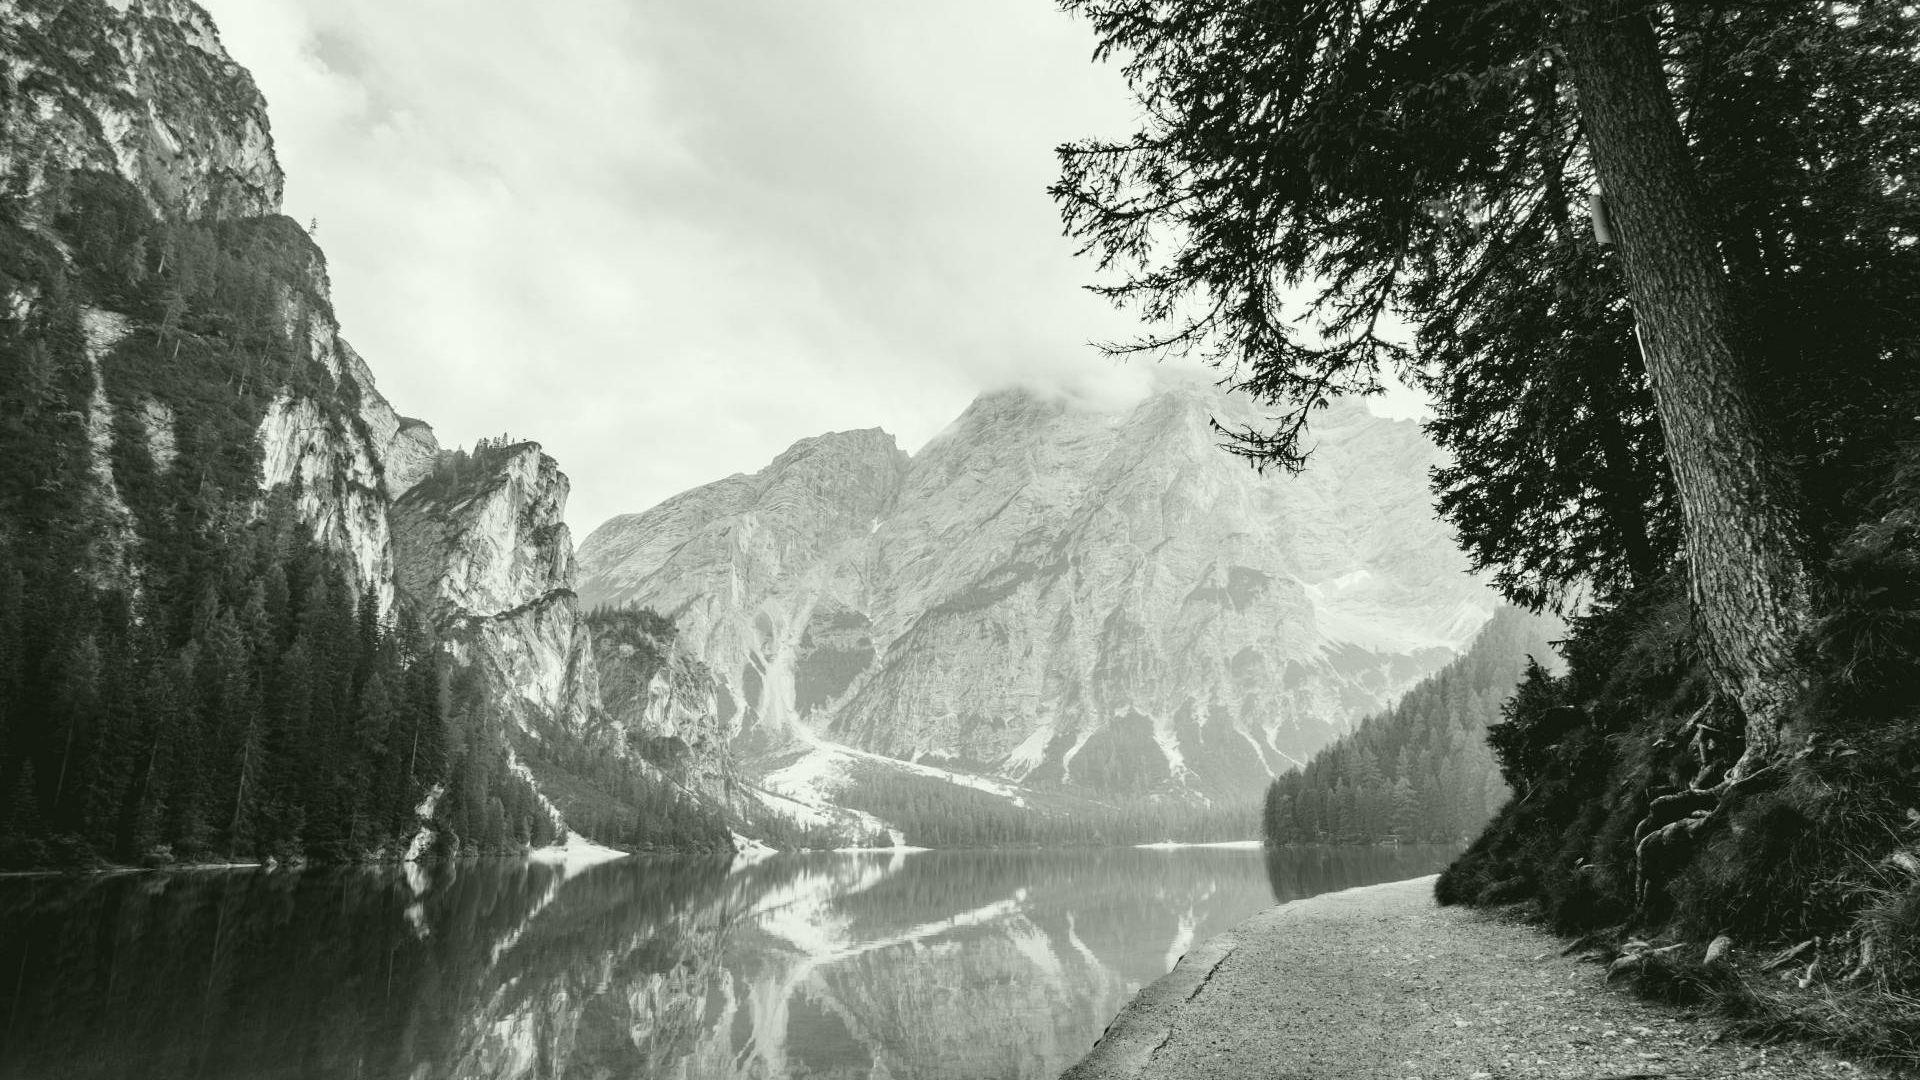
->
[0, 841, 644, 880]
[1063, 875, 1877, 1080]
[1, 839, 1425, 880]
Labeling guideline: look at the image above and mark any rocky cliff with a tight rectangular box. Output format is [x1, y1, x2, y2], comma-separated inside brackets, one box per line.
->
[578, 378, 1494, 805]
[391, 442, 603, 746]
[585, 607, 737, 792]
[2, 0, 282, 220]
[5, 1, 440, 616]
[0, 0, 725, 856]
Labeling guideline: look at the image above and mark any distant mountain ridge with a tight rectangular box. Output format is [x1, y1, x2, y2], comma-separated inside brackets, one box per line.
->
[578, 378, 1497, 805]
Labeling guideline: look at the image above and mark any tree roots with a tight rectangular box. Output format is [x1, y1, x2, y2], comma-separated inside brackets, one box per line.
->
[1631, 697, 1780, 910]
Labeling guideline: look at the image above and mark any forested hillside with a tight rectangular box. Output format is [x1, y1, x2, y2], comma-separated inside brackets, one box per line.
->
[0, 3, 739, 868]
[528, 606, 732, 851]
[0, 171, 553, 867]
[1262, 608, 1561, 846]
[835, 767, 1256, 848]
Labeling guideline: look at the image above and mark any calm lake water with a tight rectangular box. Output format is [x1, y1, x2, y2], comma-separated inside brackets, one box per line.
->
[0, 844, 1457, 1080]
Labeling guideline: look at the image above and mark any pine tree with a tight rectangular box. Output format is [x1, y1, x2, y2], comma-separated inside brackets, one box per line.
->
[3, 761, 46, 865]
[484, 796, 508, 852]
[1054, 0, 1920, 769]
[1390, 778, 1418, 842]
[50, 633, 102, 823]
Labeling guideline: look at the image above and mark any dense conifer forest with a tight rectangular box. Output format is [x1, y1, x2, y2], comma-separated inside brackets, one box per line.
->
[1262, 609, 1561, 846]
[836, 767, 1257, 849]
[0, 171, 557, 867]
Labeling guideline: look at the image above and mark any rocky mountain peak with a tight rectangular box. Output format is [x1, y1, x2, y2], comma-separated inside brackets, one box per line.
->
[754, 426, 910, 537]
[393, 441, 575, 621]
[579, 382, 1495, 803]
[3, 0, 286, 219]
[766, 425, 904, 473]
[576, 428, 909, 615]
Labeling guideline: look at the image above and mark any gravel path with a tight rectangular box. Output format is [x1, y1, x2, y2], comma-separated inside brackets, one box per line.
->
[1062, 876, 1877, 1080]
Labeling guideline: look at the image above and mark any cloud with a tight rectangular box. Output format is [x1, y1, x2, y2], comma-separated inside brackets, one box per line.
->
[201, 1, 1426, 533]
[198, 0, 1174, 533]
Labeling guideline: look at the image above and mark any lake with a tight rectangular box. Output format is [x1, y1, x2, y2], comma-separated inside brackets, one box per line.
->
[0, 844, 1458, 1080]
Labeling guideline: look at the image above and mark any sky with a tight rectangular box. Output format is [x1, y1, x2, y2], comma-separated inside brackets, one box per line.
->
[199, 1, 1426, 536]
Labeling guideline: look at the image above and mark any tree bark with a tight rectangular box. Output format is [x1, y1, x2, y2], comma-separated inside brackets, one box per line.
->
[1559, 0, 1811, 758]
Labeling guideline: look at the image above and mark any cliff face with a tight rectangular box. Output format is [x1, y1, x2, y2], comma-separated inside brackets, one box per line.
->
[391, 443, 601, 746]
[587, 609, 737, 792]
[579, 380, 1493, 804]
[0, 0, 726, 853]
[6, 0, 286, 596]
[380, 439, 746, 828]
[1, 0, 283, 220]
[3, 0, 439, 597]
[5, 2, 431, 616]
[578, 428, 910, 754]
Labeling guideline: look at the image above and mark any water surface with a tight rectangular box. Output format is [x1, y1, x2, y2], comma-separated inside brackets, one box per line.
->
[0, 844, 1456, 1079]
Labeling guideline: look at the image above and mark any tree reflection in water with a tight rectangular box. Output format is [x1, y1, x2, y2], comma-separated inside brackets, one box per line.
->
[0, 844, 1455, 1079]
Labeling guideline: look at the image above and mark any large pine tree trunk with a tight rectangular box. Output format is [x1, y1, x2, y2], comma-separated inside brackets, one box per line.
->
[1559, 0, 1811, 759]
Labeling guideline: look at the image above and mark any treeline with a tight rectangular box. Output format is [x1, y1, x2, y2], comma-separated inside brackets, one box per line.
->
[515, 729, 730, 854]
[413, 434, 539, 507]
[0, 499, 553, 868]
[838, 767, 1256, 849]
[581, 605, 679, 707]
[1262, 608, 1561, 846]
[0, 168, 551, 867]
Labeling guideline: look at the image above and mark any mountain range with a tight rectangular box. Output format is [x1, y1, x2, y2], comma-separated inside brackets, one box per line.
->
[578, 383, 1496, 811]
[1, 0, 1503, 857]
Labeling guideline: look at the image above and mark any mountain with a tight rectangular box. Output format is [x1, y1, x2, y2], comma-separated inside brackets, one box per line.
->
[0, 0, 1498, 859]
[578, 379, 1497, 807]
[0, 0, 730, 864]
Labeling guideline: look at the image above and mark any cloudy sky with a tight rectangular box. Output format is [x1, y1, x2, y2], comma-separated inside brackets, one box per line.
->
[200, 1, 1418, 535]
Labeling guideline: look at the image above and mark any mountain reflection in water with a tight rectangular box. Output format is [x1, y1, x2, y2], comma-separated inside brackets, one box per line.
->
[0, 845, 1456, 1080]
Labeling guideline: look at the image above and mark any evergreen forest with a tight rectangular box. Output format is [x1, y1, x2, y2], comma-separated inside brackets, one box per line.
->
[1262, 608, 1560, 846]
[837, 766, 1258, 849]
[0, 170, 561, 867]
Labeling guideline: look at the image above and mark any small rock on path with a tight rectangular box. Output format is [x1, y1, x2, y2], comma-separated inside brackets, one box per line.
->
[1062, 875, 1873, 1080]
